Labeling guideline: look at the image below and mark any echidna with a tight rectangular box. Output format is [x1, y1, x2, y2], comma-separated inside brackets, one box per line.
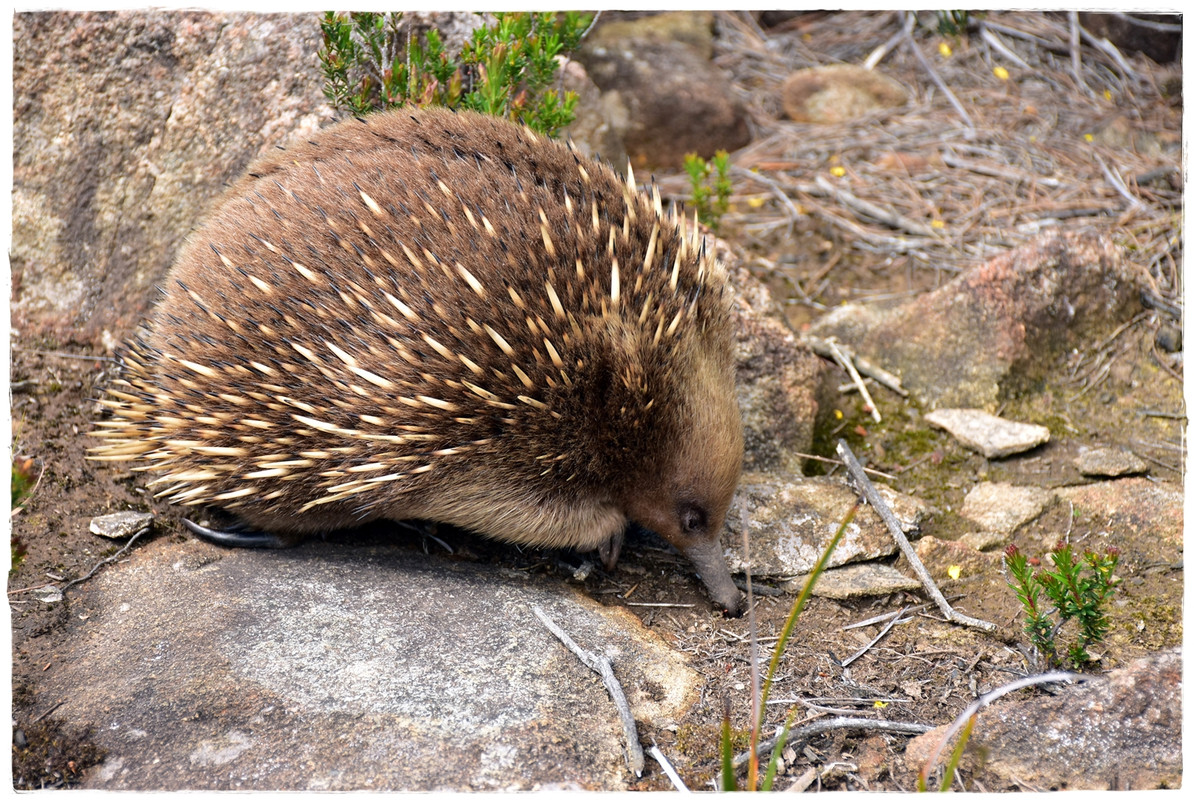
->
[90, 107, 744, 613]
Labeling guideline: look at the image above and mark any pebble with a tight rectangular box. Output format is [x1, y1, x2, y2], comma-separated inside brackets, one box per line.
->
[1074, 447, 1147, 477]
[89, 511, 154, 540]
[925, 408, 1050, 458]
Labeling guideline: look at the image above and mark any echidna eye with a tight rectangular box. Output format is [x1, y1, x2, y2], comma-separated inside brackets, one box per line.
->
[679, 503, 708, 536]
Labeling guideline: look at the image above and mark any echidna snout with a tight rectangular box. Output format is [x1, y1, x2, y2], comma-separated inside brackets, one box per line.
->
[89, 106, 745, 614]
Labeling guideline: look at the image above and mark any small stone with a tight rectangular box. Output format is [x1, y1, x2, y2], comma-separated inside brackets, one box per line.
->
[925, 408, 1050, 458]
[89, 511, 154, 540]
[960, 482, 1052, 535]
[790, 562, 920, 599]
[781, 65, 908, 123]
[1075, 447, 1147, 477]
[958, 530, 1009, 552]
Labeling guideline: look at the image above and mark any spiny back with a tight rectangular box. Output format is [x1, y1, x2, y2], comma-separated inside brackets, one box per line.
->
[93, 107, 738, 545]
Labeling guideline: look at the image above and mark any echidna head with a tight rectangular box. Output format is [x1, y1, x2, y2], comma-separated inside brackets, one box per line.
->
[622, 341, 743, 615]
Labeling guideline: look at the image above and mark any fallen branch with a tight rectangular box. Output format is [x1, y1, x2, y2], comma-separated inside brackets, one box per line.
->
[813, 175, 940, 238]
[804, 336, 908, 397]
[836, 440, 998, 633]
[649, 745, 690, 792]
[734, 717, 932, 769]
[898, 11, 975, 134]
[532, 606, 645, 776]
[840, 608, 904, 667]
[977, 23, 1032, 69]
[60, 526, 151, 597]
[823, 338, 882, 423]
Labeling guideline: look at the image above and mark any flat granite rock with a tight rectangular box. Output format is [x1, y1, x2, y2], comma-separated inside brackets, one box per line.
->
[925, 408, 1050, 458]
[725, 473, 927, 577]
[959, 482, 1052, 535]
[39, 540, 701, 791]
[1074, 446, 1148, 477]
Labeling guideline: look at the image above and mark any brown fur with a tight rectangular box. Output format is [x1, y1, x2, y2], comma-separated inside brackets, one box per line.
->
[91, 107, 744, 612]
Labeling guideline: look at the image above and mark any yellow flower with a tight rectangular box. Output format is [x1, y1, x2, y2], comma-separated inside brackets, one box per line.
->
[1084, 133, 1094, 142]
[939, 42, 952, 57]
[993, 66, 1009, 81]
[748, 196, 766, 209]
[1104, 89, 1112, 101]
[830, 166, 846, 178]
[931, 219, 945, 230]
[948, 564, 962, 580]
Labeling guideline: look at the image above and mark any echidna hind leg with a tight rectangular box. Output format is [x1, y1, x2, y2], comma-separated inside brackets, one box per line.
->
[181, 517, 294, 549]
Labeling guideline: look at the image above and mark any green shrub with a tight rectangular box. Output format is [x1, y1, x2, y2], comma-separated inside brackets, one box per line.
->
[318, 11, 591, 137]
[683, 150, 732, 232]
[1004, 541, 1121, 669]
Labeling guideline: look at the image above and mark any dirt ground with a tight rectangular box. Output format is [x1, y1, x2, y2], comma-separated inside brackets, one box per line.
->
[9, 10, 1183, 790]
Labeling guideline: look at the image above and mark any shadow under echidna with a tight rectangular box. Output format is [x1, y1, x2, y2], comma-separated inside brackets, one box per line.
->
[89, 107, 745, 615]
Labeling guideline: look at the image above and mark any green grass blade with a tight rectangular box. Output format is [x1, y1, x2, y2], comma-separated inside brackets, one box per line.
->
[720, 703, 738, 791]
[939, 714, 975, 792]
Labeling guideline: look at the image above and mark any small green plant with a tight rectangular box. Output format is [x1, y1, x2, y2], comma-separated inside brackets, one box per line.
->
[1004, 541, 1121, 669]
[934, 11, 971, 37]
[683, 150, 732, 232]
[318, 11, 591, 137]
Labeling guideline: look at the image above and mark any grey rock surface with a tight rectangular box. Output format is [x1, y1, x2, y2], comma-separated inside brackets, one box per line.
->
[42, 540, 701, 790]
[905, 649, 1183, 790]
[725, 474, 927, 577]
[723, 239, 827, 475]
[12, 11, 333, 346]
[1054, 477, 1183, 554]
[807, 229, 1146, 410]
[959, 482, 1052, 535]
[925, 408, 1050, 458]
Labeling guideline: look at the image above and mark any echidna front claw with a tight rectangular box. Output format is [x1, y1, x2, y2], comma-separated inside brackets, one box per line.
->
[181, 517, 293, 549]
[596, 528, 626, 571]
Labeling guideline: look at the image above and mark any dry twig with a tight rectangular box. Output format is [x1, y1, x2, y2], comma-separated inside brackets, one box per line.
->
[532, 606, 645, 776]
[836, 440, 998, 633]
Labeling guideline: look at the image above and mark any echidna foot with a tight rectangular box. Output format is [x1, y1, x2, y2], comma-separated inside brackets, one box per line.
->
[181, 517, 293, 549]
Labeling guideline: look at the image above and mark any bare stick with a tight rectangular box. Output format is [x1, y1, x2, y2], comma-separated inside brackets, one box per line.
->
[1067, 11, 1092, 96]
[824, 339, 881, 423]
[788, 450, 897, 481]
[977, 24, 1032, 70]
[61, 527, 150, 596]
[840, 608, 903, 667]
[804, 336, 908, 397]
[898, 12, 975, 133]
[842, 596, 963, 630]
[11, 345, 117, 363]
[730, 165, 804, 225]
[649, 745, 690, 792]
[734, 717, 932, 769]
[919, 672, 1083, 786]
[1094, 154, 1147, 214]
[1077, 23, 1140, 84]
[940, 150, 1062, 188]
[836, 440, 998, 633]
[813, 175, 940, 238]
[532, 606, 645, 776]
